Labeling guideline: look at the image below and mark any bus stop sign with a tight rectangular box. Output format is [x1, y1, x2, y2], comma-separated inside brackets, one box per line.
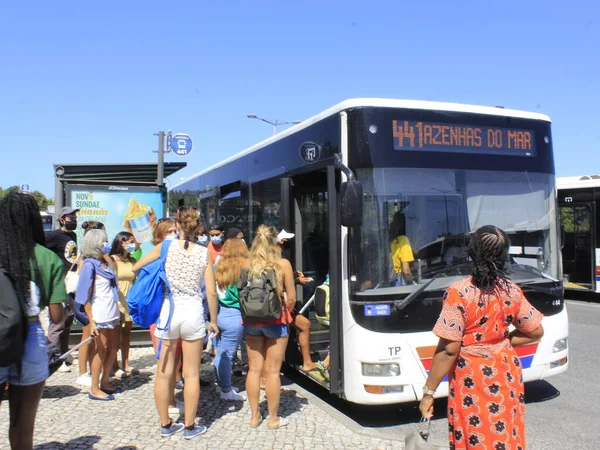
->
[172, 133, 193, 156]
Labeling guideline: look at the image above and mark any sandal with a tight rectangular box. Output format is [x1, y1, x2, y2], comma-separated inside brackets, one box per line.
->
[89, 393, 115, 401]
[267, 417, 289, 430]
[101, 387, 123, 395]
[299, 364, 319, 374]
[316, 361, 330, 381]
[249, 415, 264, 429]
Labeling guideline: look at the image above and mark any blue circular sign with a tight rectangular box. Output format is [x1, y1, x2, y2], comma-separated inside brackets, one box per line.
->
[300, 141, 321, 163]
[172, 133, 193, 156]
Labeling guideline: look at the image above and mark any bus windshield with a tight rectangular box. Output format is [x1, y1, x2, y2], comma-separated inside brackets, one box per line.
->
[349, 168, 559, 297]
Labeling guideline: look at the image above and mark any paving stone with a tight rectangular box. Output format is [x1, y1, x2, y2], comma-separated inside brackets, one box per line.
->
[0, 346, 405, 449]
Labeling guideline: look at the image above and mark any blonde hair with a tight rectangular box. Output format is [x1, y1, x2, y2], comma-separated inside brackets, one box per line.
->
[152, 218, 176, 245]
[215, 238, 249, 289]
[248, 225, 282, 290]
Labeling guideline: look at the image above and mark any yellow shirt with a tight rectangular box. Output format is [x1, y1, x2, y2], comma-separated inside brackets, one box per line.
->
[391, 236, 414, 274]
[113, 257, 136, 322]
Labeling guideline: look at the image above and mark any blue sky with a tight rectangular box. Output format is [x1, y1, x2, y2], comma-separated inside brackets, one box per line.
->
[1, 1, 598, 198]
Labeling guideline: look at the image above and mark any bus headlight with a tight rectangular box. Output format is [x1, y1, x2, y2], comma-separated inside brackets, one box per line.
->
[553, 338, 568, 353]
[361, 363, 400, 377]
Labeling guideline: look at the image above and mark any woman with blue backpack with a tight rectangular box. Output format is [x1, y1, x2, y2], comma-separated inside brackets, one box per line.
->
[214, 237, 248, 402]
[132, 206, 219, 440]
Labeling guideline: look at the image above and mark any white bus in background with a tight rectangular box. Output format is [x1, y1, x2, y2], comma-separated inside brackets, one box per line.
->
[172, 99, 569, 405]
[557, 175, 600, 294]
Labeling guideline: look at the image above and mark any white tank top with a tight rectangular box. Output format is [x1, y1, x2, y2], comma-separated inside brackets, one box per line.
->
[91, 274, 120, 323]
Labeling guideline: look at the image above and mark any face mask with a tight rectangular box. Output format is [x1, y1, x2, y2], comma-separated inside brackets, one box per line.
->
[210, 235, 223, 245]
[64, 221, 77, 231]
[197, 235, 208, 244]
[102, 242, 112, 254]
[125, 243, 137, 254]
[165, 234, 178, 241]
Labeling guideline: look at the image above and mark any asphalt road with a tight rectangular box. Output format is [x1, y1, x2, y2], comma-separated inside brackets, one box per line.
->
[289, 299, 599, 449]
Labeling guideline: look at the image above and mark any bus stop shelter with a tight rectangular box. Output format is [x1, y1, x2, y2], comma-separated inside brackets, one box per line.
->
[53, 162, 186, 222]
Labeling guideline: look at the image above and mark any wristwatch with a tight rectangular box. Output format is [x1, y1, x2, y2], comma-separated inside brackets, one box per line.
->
[422, 385, 436, 397]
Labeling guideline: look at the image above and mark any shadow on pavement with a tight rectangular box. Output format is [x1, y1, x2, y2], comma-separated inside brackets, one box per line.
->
[128, 354, 158, 372]
[35, 435, 101, 449]
[285, 368, 445, 428]
[524, 380, 560, 404]
[258, 389, 309, 420]
[42, 385, 81, 399]
[565, 291, 600, 303]
[117, 372, 152, 392]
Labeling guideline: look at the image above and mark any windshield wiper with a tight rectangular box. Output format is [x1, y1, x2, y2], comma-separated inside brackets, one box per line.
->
[391, 273, 443, 312]
[517, 279, 562, 295]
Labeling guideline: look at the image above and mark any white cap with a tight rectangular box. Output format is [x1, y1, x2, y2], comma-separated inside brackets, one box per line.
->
[277, 229, 295, 243]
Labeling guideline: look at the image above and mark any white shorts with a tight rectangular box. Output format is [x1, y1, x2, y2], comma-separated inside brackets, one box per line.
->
[153, 299, 206, 341]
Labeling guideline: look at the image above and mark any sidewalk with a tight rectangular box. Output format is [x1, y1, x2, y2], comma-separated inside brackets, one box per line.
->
[0, 346, 406, 449]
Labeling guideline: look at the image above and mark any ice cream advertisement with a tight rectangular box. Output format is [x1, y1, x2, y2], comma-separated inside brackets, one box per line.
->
[68, 185, 163, 257]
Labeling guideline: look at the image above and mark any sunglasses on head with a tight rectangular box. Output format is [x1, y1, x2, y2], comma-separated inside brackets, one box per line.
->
[157, 217, 173, 224]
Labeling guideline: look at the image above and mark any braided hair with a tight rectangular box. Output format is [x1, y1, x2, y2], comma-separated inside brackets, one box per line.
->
[0, 192, 45, 305]
[178, 207, 202, 249]
[468, 225, 511, 290]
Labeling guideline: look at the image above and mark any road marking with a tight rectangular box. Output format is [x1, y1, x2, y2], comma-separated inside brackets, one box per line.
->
[565, 300, 600, 308]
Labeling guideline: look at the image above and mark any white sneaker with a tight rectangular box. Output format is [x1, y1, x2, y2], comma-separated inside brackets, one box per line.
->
[76, 373, 92, 387]
[113, 369, 128, 379]
[220, 389, 245, 401]
[215, 385, 240, 394]
[168, 403, 184, 415]
[57, 362, 71, 373]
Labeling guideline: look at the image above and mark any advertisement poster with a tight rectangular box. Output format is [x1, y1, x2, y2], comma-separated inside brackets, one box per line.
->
[68, 185, 164, 257]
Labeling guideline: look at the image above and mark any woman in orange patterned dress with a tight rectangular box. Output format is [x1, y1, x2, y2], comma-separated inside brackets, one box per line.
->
[419, 226, 544, 450]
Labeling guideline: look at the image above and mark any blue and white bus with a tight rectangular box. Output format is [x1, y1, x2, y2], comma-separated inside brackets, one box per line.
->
[171, 99, 568, 405]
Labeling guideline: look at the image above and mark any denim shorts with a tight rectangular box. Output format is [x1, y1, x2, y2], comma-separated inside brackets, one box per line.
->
[244, 323, 288, 339]
[96, 318, 120, 329]
[0, 321, 49, 386]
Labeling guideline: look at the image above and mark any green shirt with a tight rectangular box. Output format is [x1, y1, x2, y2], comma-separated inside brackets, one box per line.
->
[217, 283, 240, 309]
[31, 244, 67, 313]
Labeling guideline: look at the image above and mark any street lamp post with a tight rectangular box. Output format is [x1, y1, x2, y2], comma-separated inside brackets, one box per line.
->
[247, 115, 301, 135]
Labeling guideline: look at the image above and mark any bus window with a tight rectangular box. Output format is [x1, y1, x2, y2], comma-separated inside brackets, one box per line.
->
[249, 177, 281, 242]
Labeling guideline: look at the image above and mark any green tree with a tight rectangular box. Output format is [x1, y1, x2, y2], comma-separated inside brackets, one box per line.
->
[0, 186, 53, 210]
[31, 191, 52, 210]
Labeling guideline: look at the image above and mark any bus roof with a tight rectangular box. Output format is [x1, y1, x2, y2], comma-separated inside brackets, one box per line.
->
[557, 175, 600, 189]
[172, 98, 552, 190]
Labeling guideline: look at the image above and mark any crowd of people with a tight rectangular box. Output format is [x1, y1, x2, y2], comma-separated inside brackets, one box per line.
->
[0, 192, 545, 449]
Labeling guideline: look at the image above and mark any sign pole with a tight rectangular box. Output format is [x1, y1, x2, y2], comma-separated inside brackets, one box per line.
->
[156, 131, 167, 217]
[156, 131, 165, 188]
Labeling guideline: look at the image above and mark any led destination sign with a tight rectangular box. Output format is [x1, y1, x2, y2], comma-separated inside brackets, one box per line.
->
[392, 120, 536, 157]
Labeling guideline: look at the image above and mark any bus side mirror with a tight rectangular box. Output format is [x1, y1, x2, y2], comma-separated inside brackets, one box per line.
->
[340, 180, 363, 227]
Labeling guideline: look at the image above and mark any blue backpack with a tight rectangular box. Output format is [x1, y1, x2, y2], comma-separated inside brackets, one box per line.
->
[127, 239, 173, 332]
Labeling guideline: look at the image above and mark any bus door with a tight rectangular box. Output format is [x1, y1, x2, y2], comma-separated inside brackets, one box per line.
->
[559, 201, 596, 291]
[282, 169, 341, 391]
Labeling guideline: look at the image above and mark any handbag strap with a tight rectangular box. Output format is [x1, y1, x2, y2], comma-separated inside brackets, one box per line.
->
[419, 417, 431, 440]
